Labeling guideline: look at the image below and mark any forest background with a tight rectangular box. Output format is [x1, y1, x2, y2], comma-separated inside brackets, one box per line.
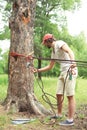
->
[0, 0, 87, 78]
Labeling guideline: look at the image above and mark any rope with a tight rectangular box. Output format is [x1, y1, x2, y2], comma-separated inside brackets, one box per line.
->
[10, 51, 87, 124]
[33, 68, 71, 125]
[10, 52, 87, 67]
[34, 67, 71, 116]
[10, 51, 87, 110]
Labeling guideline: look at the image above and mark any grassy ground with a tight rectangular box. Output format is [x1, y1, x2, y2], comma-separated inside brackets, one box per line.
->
[0, 75, 87, 130]
[34, 76, 87, 108]
[0, 75, 87, 106]
[0, 74, 8, 102]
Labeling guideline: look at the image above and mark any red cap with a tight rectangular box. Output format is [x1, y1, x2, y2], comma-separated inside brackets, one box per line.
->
[43, 34, 53, 44]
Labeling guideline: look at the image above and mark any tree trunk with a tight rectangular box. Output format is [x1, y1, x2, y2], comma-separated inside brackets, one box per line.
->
[4, 0, 51, 116]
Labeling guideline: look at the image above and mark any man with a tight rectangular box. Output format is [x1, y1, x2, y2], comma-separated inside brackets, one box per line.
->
[33, 33, 78, 126]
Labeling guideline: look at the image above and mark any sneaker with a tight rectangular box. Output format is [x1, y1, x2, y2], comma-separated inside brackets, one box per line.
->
[59, 120, 74, 126]
[50, 115, 62, 120]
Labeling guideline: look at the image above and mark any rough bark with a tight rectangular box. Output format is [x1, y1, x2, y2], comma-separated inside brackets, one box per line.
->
[4, 0, 51, 116]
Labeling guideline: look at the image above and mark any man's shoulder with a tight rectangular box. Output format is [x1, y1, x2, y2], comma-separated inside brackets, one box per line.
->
[56, 40, 66, 43]
[55, 40, 66, 48]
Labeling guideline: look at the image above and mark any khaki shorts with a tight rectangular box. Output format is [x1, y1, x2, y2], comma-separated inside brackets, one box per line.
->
[56, 70, 77, 96]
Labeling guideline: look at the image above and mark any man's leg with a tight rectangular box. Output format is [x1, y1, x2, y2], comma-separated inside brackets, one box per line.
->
[67, 95, 76, 120]
[56, 94, 63, 117]
[58, 95, 75, 126]
[58, 70, 77, 126]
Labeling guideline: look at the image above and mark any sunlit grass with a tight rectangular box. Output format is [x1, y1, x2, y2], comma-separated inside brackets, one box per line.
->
[0, 74, 8, 102]
[34, 77, 87, 109]
[0, 74, 87, 108]
[34, 77, 57, 108]
[75, 78, 87, 107]
[0, 75, 87, 129]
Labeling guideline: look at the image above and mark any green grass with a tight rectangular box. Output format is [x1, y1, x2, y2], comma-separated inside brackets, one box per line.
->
[34, 77, 57, 108]
[0, 74, 8, 85]
[34, 77, 87, 108]
[75, 77, 87, 107]
[0, 75, 87, 129]
[0, 74, 87, 108]
[0, 74, 8, 102]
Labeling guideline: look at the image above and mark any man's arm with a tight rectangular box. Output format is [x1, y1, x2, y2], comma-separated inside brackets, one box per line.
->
[61, 44, 76, 68]
[38, 60, 55, 72]
[61, 44, 74, 60]
[32, 60, 55, 73]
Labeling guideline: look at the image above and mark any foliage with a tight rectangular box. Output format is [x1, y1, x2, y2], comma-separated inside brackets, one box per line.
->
[0, 0, 11, 40]
[34, 27, 87, 78]
[67, 32, 87, 78]
[34, 0, 81, 54]
[0, 26, 10, 40]
[34, 0, 81, 78]
[0, 74, 8, 102]
[1, 0, 87, 78]
[0, 50, 9, 74]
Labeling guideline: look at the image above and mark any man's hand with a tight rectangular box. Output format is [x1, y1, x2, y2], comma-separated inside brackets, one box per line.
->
[70, 64, 77, 75]
[70, 63, 76, 68]
[31, 67, 38, 73]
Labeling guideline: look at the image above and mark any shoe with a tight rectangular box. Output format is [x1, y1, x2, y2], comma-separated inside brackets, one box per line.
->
[50, 115, 62, 120]
[59, 120, 74, 126]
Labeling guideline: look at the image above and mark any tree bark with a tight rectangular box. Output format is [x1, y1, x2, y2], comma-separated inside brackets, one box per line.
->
[4, 0, 51, 116]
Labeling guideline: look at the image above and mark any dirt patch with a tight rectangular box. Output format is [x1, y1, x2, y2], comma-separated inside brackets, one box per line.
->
[0, 104, 87, 130]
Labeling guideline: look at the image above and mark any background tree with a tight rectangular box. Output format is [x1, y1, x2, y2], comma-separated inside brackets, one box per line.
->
[34, 0, 81, 78]
[1, 0, 87, 78]
[0, 0, 82, 78]
[0, 1, 10, 40]
[0, 0, 87, 117]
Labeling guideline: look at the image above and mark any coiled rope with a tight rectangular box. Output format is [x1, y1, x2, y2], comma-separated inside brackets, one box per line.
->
[10, 51, 87, 124]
